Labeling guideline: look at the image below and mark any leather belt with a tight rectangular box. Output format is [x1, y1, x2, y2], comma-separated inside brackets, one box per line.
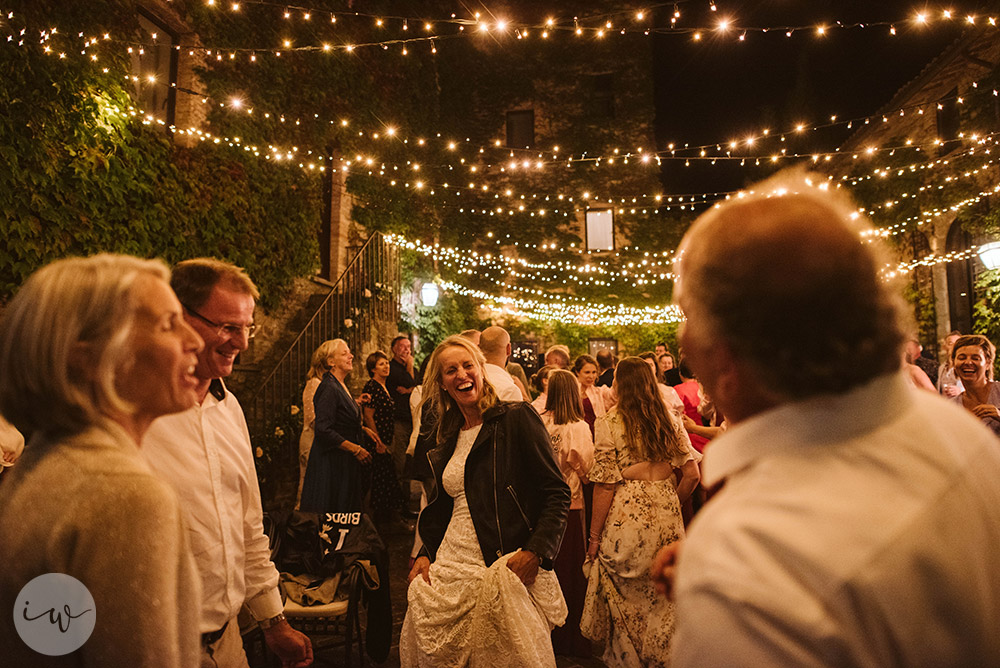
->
[201, 621, 229, 646]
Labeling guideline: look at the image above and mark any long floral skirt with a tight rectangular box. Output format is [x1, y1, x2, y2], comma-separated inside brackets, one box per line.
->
[580, 479, 685, 668]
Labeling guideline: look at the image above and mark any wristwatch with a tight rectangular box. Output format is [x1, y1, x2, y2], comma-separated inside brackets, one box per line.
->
[258, 613, 286, 630]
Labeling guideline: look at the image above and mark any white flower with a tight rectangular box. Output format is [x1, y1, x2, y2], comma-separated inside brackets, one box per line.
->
[344, 318, 354, 328]
[289, 405, 300, 416]
[274, 427, 285, 438]
[375, 282, 383, 289]
[255, 447, 264, 458]
[363, 288, 372, 298]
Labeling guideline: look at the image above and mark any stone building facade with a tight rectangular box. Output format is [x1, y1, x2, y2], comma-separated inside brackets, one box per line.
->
[435, 1, 663, 254]
[826, 28, 1000, 350]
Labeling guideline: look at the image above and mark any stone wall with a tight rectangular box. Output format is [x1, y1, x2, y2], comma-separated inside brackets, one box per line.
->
[137, 0, 208, 145]
[824, 29, 1000, 351]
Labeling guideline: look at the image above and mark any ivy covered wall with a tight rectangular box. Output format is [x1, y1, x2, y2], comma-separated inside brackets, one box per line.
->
[0, 0, 440, 308]
[0, 1, 327, 308]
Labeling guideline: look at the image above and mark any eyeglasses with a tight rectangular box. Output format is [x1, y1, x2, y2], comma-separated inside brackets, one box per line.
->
[183, 305, 257, 340]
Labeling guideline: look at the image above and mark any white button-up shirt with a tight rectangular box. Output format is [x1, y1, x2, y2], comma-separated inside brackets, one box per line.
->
[484, 363, 523, 402]
[674, 372, 1000, 667]
[143, 381, 283, 633]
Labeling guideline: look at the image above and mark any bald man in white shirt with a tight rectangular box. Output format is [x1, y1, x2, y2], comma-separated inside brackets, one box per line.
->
[479, 326, 529, 402]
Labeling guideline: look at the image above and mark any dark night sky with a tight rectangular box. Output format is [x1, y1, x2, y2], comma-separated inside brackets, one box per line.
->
[650, 0, 990, 193]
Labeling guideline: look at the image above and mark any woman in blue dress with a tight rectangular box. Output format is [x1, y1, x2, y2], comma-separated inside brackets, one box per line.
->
[300, 339, 373, 513]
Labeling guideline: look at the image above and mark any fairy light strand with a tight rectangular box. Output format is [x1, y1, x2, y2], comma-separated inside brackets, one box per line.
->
[11, 12, 1000, 172]
[386, 234, 677, 290]
[438, 281, 687, 327]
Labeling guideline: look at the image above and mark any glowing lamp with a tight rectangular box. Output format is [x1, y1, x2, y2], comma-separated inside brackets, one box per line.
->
[978, 242, 1000, 270]
[421, 282, 440, 307]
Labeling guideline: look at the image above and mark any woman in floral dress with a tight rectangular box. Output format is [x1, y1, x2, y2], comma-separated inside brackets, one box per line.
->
[581, 357, 701, 667]
[362, 351, 404, 519]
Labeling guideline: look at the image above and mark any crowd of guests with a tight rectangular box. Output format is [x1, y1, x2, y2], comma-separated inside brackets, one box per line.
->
[2, 170, 1000, 667]
[291, 315, 1000, 668]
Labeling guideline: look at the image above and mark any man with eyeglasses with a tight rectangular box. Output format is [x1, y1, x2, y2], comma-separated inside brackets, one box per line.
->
[143, 258, 312, 668]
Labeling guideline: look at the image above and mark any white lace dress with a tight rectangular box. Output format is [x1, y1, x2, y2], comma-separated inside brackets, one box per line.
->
[400, 424, 567, 668]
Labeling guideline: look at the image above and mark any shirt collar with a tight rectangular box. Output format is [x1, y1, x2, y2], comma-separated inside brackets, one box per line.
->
[701, 372, 914, 487]
[209, 378, 227, 401]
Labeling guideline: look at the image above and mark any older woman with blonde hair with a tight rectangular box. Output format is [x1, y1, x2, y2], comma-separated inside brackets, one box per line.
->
[296, 339, 340, 507]
[0, 254, 204, 667]
[301, 338, 373, 513]
[401, 335, 571, 668]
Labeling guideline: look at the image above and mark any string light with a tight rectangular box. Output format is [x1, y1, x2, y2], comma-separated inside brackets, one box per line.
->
[14, 14, 1000, 173]
[147, 79, 992, 195]
[371, 137, 1000, 222]
[353, 171, 716, 215]
[866, 183, 1000, 242]
[886, 245, 988, 279]
[856, 154, 998, 219]
[164, 71, 1000, 169]
[190, 0, 986, 44]
[83, 73, 1000, 232]
[386, 233, 677, 290]
[7, 4, 991, 69]
[439, 281, 686, 327]
[82, 99, 330, 172]
[10, 8, 999, 306]
[397, 166, 1000, 320]
[106, 93, 1000, 235]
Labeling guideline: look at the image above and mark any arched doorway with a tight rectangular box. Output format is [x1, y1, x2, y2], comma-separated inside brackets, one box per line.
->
[946, 221, 974, 334]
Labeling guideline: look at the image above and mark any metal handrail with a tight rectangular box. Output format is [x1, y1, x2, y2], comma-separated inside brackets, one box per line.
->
[242, 231, 400, 438]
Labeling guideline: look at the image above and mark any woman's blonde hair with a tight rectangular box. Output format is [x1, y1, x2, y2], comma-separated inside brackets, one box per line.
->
[421, 335, 498, 443]
[545, 369, 584, 425]
[613, 357, 687, 462]
[307, 339, 343, 380]
[0, 254, 171, 437]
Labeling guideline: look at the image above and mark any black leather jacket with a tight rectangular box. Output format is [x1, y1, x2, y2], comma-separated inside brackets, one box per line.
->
[417, 402, 570, 568]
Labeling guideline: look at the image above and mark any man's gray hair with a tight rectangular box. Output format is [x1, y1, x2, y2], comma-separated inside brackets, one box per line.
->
[545, 344, 571, 368]
[0, 254, 171, 436]
[677, 170, 905, 398]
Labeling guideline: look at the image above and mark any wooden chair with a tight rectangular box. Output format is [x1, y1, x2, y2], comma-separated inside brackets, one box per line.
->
[280, 563, 366, 667]
[261, 511, 369, 667]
